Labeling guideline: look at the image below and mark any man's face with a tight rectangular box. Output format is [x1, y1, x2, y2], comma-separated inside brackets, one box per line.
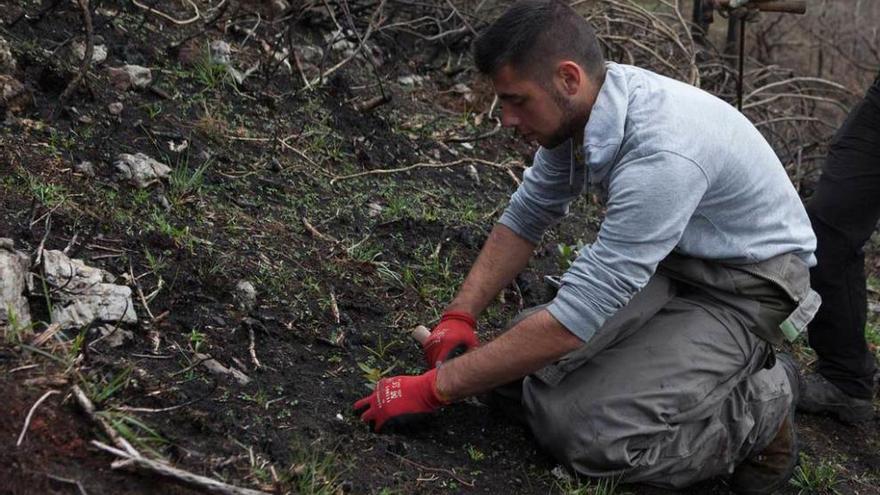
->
[492, 64, 579, 149]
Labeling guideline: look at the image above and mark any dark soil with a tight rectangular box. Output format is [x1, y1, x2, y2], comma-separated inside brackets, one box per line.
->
[1, 1, 877, 495]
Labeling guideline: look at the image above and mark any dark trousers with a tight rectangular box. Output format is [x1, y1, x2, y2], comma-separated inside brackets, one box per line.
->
[806, 74, 880, 399]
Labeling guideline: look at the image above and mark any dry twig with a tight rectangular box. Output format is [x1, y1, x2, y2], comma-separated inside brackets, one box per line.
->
[91, 440, 270, 495]
[16, 390, 60, 447]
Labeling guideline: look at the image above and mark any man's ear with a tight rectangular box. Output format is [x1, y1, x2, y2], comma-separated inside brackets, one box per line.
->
[556, 61, 582, 96]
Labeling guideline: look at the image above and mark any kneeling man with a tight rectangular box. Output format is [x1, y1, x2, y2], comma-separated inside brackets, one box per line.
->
[356, 2, 819, 493]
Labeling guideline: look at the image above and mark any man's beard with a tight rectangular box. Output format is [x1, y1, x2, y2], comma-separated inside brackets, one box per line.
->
[540, 87, 581, 149]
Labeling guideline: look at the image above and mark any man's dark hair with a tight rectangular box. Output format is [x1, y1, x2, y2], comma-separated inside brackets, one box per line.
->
[473, 0, 605, 82]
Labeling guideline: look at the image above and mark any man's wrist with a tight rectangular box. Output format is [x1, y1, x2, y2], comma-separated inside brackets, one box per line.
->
[432, 365, 454, 404]
[440, 310, 476, 327]
[444, 301, 481, 318]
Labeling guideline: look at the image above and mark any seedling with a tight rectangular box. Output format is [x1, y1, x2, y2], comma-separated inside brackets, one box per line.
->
[357, 361, 396, 387]
[97, 411, 168, 457]
[188, 329, 206, 353]
[362, 334, 399, 361]
[3, 305, 29, 345]
[87, 367, 133, 405]
[557, 240, 586, 270]
[169, 155, 212, 206]
[790, 454, 842, 494]
[466, 444, 485, 462]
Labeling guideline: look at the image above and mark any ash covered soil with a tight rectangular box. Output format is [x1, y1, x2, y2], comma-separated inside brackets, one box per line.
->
[0, 1, 878, 494]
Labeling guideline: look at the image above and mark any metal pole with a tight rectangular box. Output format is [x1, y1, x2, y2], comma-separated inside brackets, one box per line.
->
[737, 16, 745, 110]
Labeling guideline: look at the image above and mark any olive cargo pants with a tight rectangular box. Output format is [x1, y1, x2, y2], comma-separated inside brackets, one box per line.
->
[499, 253, 818, 488]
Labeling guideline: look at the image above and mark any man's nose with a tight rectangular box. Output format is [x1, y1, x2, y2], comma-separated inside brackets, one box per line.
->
[501, 108, 519, 128]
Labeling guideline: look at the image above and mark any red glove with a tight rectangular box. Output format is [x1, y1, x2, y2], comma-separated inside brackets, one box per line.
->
[353, 368, 447, 432]
[423, 311, 479, 368]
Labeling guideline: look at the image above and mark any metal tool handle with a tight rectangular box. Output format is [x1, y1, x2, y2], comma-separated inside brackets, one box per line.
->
[719, 0, 806, 14]
[752, 1, 806, 14]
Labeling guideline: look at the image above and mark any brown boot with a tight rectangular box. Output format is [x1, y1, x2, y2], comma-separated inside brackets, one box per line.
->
[730, 353, 800, 495]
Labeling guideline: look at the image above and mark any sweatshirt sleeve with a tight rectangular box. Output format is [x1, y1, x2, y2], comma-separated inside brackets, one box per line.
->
[547, 151, 709, 342]
[498, 142, 585, 244]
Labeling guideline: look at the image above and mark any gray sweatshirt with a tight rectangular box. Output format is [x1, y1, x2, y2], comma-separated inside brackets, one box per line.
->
[498, 63, 817, 342]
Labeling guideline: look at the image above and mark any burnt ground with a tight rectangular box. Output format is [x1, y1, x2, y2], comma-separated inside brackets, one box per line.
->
[0, 1, 878, 494]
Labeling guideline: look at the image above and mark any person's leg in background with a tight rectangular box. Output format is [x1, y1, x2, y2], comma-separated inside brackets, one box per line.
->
[802, 75, 880, 423]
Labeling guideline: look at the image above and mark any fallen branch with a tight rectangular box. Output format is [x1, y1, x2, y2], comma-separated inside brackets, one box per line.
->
[30, 322, 62, 347]
[330, 157, 520, 184]
[388, 451, 475, 488]
[43, 472, 88, 495]
[302, 217, 340, 244]
[248, 326, 261, 370]
[71, 384, 139, 457]
[132, 0, 202, 25]
[91, 440, 270, 495]
[16, 390, 60, 447]
[194, 352, 251, 385]
[56, 0, 92, 117]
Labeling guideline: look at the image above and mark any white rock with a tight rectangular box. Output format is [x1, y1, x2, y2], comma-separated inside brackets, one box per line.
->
[38, 250, 138, 330]
[366, 202, 383, 218]
[96, 324, 133, 348]
[397, 75, 425, 86]
[295, 45, 323, 63]
[71, 41, 108, 65]
[325, 30, 357, 52]
[0, 74, 28, 113]
[209, 40, 232, 65]
[107, 101, 123, 115]
[452, 83, 475, 102]
[0, 36, 16, 73]
[114, 152, 171, 188]
[465, 164, 480, 184]
[124, 65, 152, 88]
[167, 139, 188, 153]
[74, 161, 96, 177]
[108, 65, 152, 91]
[234, 280, 257, 312]
[550, 465, 572, 482]
[0, 238, 32, 330]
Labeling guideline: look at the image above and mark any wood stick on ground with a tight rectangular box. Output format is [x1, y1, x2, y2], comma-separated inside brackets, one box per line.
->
[71, 384, 139, 457]
[248, 326, 261, 369]
[44, 472, 88, 495]
[131, 0, 202, 25]
[194, 353, 251, 385]
[302, 217, 340, 244]
[91, 440, 271, 495]
[30, 322, 63, 347]
[56, 0, 93, 117]
[330, 157, 518, 184]
[328, 288, 341, 325]
[16, 390, 60, 447]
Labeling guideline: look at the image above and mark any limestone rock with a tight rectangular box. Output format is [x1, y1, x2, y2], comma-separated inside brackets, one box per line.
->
[107, 101, 123, 115]
[0, 36, 16, 74]
[74, 161, 96, 177]
[37, 250, 138, 330]
[0, 238, 32, 330]
[107, 65, 152, 91]
[234, 280, 257, 312]
[71, 41, 108, 65]
[295, 45, 323, 64]
[114, 152, 171, 188]
[0, 75, 29, 114]
[209, 40, 231, 65]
